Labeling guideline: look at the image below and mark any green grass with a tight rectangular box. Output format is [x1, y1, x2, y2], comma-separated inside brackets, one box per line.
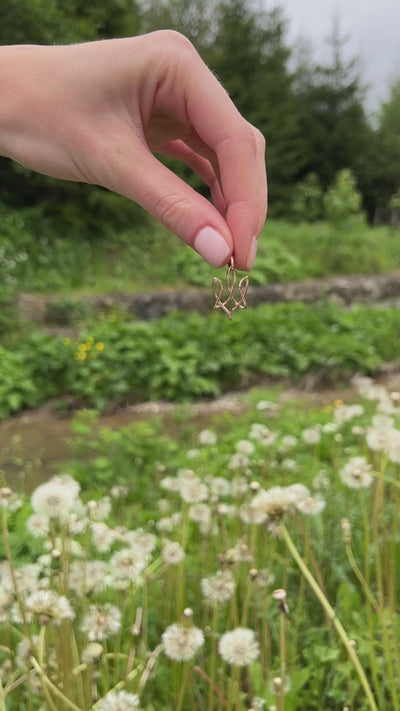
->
[1, 208, 400, 296]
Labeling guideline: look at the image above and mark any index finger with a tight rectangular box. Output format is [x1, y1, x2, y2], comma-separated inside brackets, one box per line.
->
[182, 54, 267, 270]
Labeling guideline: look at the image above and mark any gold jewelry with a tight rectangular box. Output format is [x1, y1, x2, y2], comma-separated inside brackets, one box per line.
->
[212, 257, 249, 320]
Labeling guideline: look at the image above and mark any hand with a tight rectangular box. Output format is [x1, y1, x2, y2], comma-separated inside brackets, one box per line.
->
[0, 31, 267, 270]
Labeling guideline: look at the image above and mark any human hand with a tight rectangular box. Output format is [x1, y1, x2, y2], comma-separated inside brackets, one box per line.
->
[0, 31, 267, 270]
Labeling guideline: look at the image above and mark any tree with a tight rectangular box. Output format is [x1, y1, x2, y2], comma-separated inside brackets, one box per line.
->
[294, 19, 374, 214]
[206, 0, 305, 215]
[373, 76, 400, 218]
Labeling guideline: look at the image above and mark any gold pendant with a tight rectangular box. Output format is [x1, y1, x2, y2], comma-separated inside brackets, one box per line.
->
[212, 257, 249, 320]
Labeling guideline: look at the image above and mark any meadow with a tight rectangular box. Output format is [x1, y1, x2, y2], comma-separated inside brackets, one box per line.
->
[1, 375, 400, 710]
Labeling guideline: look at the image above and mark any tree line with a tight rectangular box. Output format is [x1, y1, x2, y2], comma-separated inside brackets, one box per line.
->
[1, 0, 399, 231]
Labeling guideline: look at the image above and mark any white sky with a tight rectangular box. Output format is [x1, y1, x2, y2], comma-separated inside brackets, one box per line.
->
[265, 0, 400, 113]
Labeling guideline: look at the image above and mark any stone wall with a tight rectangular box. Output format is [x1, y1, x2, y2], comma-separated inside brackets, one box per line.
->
[17, 271, 400, 325]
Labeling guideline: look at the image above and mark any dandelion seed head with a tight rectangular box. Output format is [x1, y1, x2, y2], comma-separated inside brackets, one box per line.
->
[96, 690, 141, 710]
[198, 429, 217, 445]
[218, 627, 259, 666]
[31, 479, 76, 519]
[296, 496, 326, 515]
[201, 570, 236, 603]
[161, 539, 185, 565]
[25, 590, 74, 625]
[81, 603, 121, 641]
[81, 642, 104, 665]
[340, 456, 373, 489]
[162, 622, 204, 661]
[301, 427, 321, 445]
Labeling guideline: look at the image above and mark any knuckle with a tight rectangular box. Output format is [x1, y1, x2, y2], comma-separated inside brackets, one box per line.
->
[154, 192, 191, 233]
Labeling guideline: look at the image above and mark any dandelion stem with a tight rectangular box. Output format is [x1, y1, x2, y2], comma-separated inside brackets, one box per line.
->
[0, 674, 6, 711]
[278, 611, 286, 711]
[280, 522, 378, 711]
[31, 655, 82, 711]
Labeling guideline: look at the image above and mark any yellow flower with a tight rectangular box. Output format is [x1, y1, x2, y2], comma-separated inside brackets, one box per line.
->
[86, 337, 94, 346]
[63, 337, 71, 346]
[333, 398, 343, 408]
[74, 351, 87, 361]
[96, 342, 104, 352]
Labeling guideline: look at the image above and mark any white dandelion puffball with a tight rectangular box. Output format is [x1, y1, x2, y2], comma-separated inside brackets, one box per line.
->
[201, 570, 236, 604]
[162, 622, 204, 661]
[339, 456, 373, 489]
[31, 479, 77, 519]
[296, 496, 326, 515]
[301, 427, 321, 445]
[25, 590, 75, 625]
[81, 603, 121, 641]
[96, 690, 141, 710]
[161, 539, 185, 565]
[198, 429, 217, 445]
[218, 627, 260, 666]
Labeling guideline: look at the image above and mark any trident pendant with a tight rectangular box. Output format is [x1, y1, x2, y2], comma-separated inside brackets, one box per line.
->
[212, 257, 249, 320]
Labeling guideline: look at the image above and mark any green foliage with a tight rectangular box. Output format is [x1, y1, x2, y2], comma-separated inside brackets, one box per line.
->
[323, 169, 365, 226]
[0, 302, 399, 419]
[291, 172, 324, 222]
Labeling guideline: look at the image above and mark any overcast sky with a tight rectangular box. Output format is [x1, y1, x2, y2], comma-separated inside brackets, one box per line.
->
[266, 0, 400, 113]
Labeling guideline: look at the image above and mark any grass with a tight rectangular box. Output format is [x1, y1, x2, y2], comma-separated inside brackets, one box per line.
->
[2, 215, 400, 296]
[1, 376, 400, 709]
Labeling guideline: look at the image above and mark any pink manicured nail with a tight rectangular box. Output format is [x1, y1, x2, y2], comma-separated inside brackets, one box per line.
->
[194, 226, 230, 267]
[246, 235, 258, 270]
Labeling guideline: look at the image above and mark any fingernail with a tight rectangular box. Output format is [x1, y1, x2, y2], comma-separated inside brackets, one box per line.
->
[194, 226, 230, 267]
[246, 235, 258, 270]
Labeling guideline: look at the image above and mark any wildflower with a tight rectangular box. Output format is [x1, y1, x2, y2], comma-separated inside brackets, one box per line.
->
[252, 568, 275, 588]
[228, 453, 249, 470]
[340, 456, 373, 489]
[201, 570, 236, 603]
[25, 590, 74, 625]
[95, 342, 104, 352]
[239, 505, 268, 525]
[159, 476, 180, 493]
[281, 458, 299, 472]
[312, 469, 330, 490]
[110, 548, 147, 584]
[236, 439, 255, 455]
[110, 485, 130, 498]
[81, 603, 121, 641]
[255, 400, 279, 413]
[31, 479, 77, 520]
[270, 676, 291, 695]
[0, 488, 22, 511]
[186, 448, 200, 459]
[188, 503, 211, 526]
[15, 636, 39, 667]
[68, 560, 108, 596]
[225, 541, 253, 563]
[179, 477, 208, 503]
[81, 642, 104, 665]
[208, 476, 231, 499]
[250, 486, 296, 519]
[198, 429, 217, 445]
[162, 621, 204, 661]
[387, 429, 400, 464]
[301, 427, 321, 445]
[87, 496, 111, 521]
[91, 522, 119, 553]
[96, 690, 141, 710]
[279, 434, 298, 452]
[296, 496, 326, 515]
[1, 563, 41, 595]
[218, 627, 259, 666]
[334, 404, 364, 425]
[124, 529, 157, 554]
[26, 513, 50, 538]
[161, 539, 185, 565]
[272, 588, 289, 615]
